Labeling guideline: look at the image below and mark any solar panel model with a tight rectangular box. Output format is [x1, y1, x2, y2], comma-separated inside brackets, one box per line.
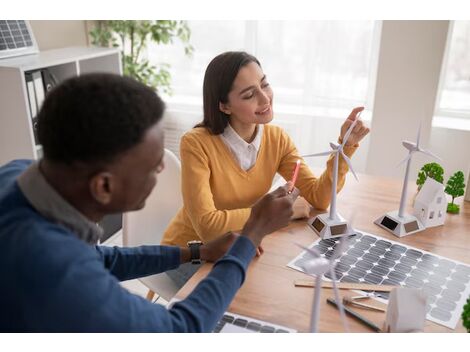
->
[0, 20, 38, 59]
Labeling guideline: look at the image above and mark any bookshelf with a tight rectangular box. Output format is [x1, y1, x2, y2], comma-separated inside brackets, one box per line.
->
[0, 46, 123, 242]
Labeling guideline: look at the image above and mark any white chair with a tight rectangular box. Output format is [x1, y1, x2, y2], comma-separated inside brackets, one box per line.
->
[123, 148, 182, 302]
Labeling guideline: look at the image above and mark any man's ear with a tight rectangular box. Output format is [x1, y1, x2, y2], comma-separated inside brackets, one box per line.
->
[89, 172, 114, 205]
[219, 102, 231, 115]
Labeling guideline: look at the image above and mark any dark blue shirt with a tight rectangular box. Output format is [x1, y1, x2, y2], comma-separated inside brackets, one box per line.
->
[0, 160, 256, 332]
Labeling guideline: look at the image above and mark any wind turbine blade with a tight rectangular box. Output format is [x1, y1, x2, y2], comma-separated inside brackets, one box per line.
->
[340, 151, 359, 181]
[330, 270, 350, 333]
[330, 236, 349, 261]
[416, 121, 422, 148]
[419, 149, 442, 161]
[396, 153, 412, 168]
[295, 242, 321, 258]
[329, 142, 340, 150]
[342, 119, 358, 147]
[302, 150, 335, 158]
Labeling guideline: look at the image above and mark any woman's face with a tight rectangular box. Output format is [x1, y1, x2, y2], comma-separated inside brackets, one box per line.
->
[220, 61, 274, 125]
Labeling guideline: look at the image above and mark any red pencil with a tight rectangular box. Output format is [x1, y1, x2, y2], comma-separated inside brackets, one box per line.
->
[289, 159, 301, 193]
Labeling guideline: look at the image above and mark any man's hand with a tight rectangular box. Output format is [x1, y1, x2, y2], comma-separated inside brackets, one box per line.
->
[340, 106, 370, 146]
[241, 182, 299, 248]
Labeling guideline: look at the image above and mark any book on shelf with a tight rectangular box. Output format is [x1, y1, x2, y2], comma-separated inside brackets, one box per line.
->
[24, 69, 58, 145]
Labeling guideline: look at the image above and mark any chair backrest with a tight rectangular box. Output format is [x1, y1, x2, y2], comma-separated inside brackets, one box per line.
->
[122, 148, 182, 300]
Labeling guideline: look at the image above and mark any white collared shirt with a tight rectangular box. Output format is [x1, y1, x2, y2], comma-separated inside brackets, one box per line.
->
[220, 123, 264, 171]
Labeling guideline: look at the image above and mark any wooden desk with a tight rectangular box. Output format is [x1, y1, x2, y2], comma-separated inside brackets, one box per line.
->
[176, 173, 470, 332]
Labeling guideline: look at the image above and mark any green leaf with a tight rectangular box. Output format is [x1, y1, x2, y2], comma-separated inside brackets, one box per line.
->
[445, 171, 466, 199]
[416, 162, 444, 190]
[463, 296, 470, 332]
[89, 20, 193, 93]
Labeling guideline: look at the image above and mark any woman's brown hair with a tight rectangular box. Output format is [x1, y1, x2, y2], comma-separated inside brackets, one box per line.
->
[195, 51, 261, 134]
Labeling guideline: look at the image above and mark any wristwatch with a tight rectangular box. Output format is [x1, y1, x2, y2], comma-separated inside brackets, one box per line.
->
[187, 240, 203, 265]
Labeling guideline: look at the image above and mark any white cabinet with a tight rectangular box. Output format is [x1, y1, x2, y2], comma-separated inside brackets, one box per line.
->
[0, 46, 121, 164]
[0, 46, 122, 242]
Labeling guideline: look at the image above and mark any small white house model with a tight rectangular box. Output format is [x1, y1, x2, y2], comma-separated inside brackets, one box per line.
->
[413, 177, 447, 228]
[384, 288, 428, 333]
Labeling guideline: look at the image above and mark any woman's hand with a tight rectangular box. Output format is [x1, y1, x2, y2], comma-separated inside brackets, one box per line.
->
[340, 107, 370, 146]
[291, 196, 311, 220]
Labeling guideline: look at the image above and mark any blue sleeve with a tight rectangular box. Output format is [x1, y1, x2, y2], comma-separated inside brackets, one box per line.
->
[27, 236, 255, 332]
[94, 245, 181, 281]
[168, 235, 256, 332]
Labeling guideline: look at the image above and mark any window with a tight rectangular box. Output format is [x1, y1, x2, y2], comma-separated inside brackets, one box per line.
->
[437, 196, 442, 204]
[150, 21, 379, 114]
[150, 21, 379, 162]
[429, 211, 435, 219]
[436, 21, 470, 119]
[148, 21, 246, 104]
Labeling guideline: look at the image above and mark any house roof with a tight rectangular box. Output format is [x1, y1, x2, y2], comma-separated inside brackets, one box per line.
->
[415, 177, 445, 205]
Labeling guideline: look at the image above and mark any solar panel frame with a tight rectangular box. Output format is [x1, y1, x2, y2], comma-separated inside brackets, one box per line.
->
[288, 231, 470, 330]
[0, 20, 38, 59]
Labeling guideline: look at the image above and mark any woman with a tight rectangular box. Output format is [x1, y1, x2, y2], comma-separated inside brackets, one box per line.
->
[162, 51, 370, 287]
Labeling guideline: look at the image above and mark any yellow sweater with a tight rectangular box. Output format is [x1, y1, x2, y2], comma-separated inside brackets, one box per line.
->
[161, 124, 357, 246]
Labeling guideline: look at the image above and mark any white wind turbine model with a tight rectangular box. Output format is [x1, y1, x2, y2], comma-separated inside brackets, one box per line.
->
[374, 123, 441, 237]
[296, 237, 350, 333]
[303, 115, 360, 239]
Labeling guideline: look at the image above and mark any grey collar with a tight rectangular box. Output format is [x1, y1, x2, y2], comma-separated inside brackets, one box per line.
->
[17, 162, 103, 244]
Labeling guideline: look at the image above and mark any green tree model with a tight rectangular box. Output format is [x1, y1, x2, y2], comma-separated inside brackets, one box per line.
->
[445, 171, 465, 214]
[463, 296, 470, 332]
[416, 162, 444, 191]
[90, 20, 193, 95]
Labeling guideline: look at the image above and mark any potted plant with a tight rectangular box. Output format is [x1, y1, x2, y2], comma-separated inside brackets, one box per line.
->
[463, 296, 470, 332]
[445, 171, 466, 214]
[89, 20, 193, 94]
[416, 162, 444, 191]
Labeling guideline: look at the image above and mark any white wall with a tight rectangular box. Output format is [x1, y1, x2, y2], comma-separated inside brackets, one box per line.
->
[365, 20, 470, 188]
[430, 126, 470, 185]
[26, 20, 470, 188]
[366, 21, 445, 178]
[30, 21, 88, 50]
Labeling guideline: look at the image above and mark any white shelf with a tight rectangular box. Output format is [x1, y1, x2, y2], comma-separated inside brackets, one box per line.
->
[0, 46, 123, 241]
[0, 46, 120, 72]
[0, 46, 122, 165]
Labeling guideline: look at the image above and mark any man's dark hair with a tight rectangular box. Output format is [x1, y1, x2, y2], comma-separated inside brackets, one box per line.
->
[195, 51, 261, 135]
[37, 73, 165, 165]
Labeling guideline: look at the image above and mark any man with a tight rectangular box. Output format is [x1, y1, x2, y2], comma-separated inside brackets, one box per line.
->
[0, 74, 299, 332]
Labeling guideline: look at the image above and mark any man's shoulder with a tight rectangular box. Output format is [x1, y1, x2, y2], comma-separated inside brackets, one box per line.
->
[0, 211, 96, 271]
[0, 218, 99, 306]
[0, 160, 33, 197]
[0, 159, 33, 179]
